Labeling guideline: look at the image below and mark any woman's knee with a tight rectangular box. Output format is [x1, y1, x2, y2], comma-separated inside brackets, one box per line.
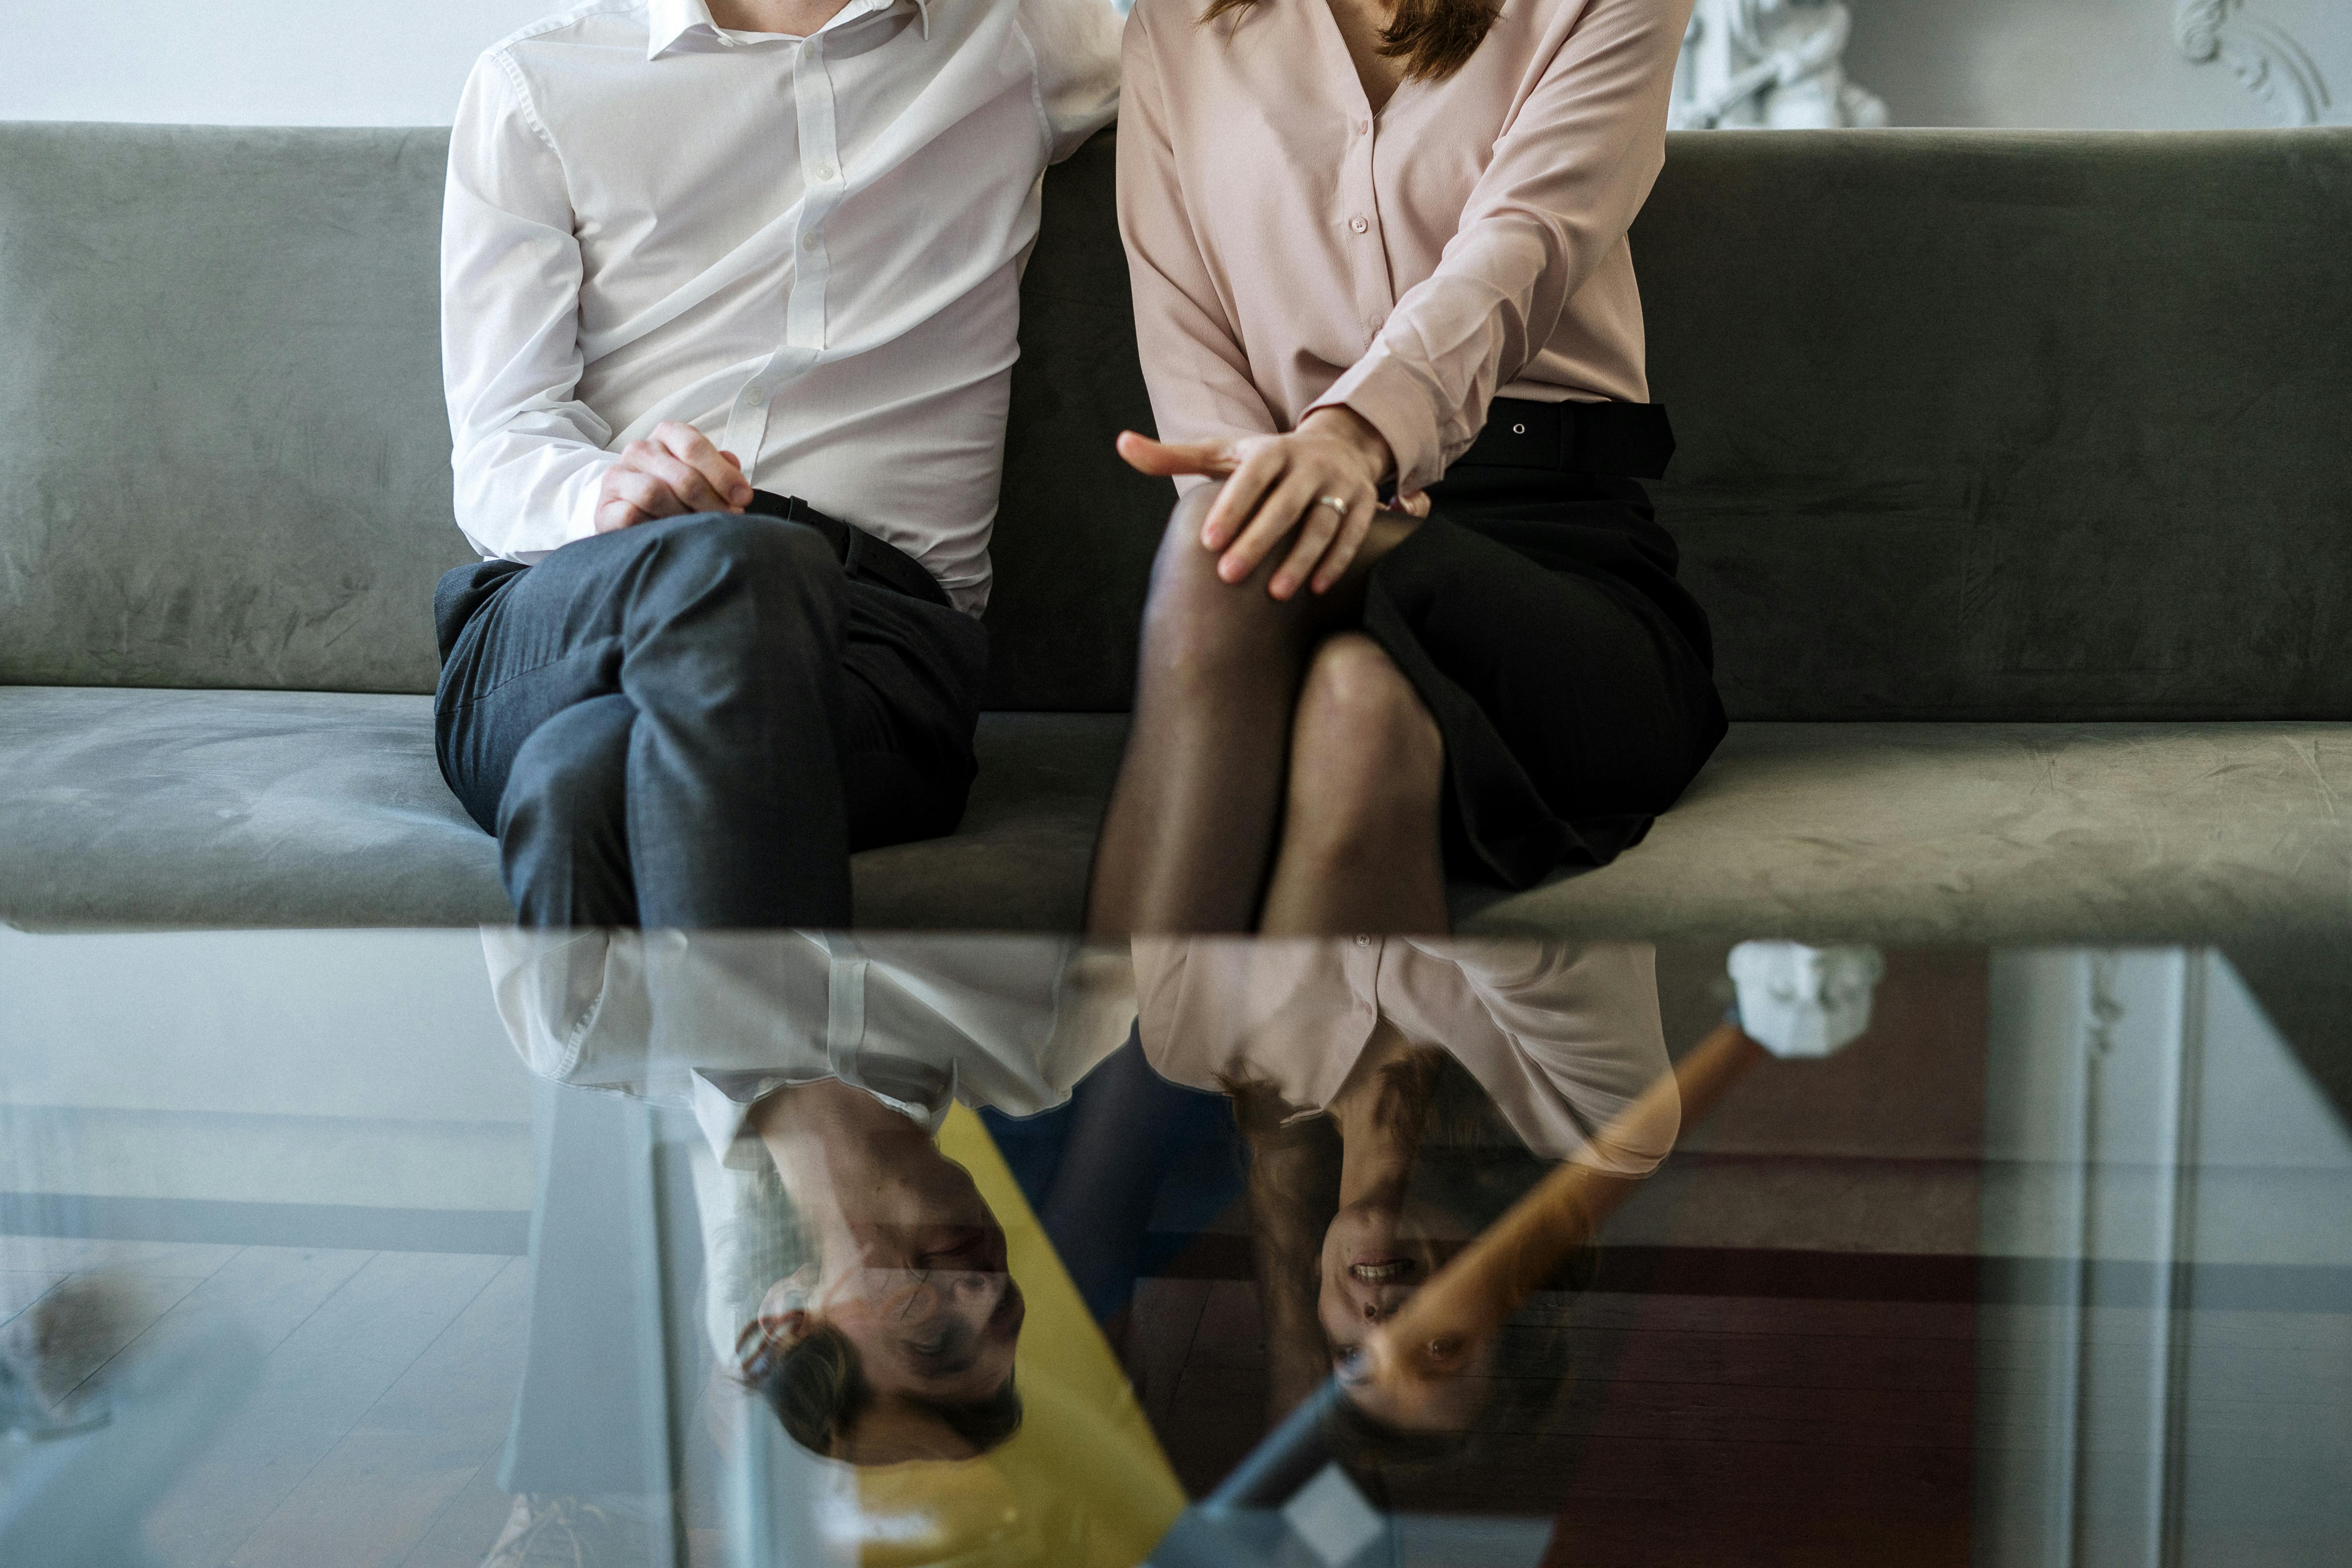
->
[1144, 484, 1229, 609]
[1137, 484, 1290, 677]
[1286, 636, 1443, 830]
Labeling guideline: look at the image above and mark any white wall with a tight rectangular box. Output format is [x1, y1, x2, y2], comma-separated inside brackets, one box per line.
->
[1847, 0, 2352, 130]
[0, 0, 553, 126]
[1, 0, 2346, 130]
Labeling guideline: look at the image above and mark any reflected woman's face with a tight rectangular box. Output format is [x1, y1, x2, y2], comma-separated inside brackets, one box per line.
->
[1316, 1193, 1494, 1428]
[1317, 1193, 1462, 1335]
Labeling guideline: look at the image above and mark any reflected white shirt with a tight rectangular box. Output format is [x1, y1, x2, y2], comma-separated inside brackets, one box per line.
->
[482, 929, 1137, 1165]
[441, 0, 1121, 612]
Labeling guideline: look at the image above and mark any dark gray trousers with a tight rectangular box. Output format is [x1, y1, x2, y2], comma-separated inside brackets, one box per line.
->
[433, 510, 987, 927]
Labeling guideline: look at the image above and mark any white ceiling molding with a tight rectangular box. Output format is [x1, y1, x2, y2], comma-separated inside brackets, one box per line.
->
[2176, 0, 2332, 125]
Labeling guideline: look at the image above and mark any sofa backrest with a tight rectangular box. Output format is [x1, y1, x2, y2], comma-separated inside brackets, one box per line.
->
[0, 124, 460, 696]
[1640, 129, 2352, 722]
[3, 122, 2347, 718]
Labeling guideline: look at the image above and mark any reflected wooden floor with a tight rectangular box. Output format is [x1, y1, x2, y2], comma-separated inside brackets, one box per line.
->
[1122, 1273, 1976, 1566]
[2, 1236, 524, 1568]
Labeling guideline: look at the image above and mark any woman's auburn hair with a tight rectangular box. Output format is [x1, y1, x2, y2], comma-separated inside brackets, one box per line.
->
[1200, 0, 1502, 82]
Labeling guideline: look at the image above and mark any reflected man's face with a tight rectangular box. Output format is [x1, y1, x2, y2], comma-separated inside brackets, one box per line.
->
[765, 1149, 1025, 1408]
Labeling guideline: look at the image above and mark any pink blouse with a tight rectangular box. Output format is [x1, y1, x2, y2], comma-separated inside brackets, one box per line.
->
[1116, 0, 1689, 494]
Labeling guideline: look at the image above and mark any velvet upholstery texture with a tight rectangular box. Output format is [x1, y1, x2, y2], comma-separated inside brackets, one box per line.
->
[4, 123, 2349, 936]
[4, 688, 2342, 940]
[1463, 722, 2352, 942]
[1636, 130, 2352, 722]
[0, 124, 471, 693]
[0, 688, 1123, 929]
[980, 134, 1170, 711]
[10, 125, 2347, 715]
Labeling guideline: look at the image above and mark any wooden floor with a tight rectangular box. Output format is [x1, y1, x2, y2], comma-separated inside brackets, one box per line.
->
[2, 1235, 525, 1568]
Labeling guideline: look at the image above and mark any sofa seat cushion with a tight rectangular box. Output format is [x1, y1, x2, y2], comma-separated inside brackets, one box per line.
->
[4, 688, 2346, 941]
[0, 687, 1127, 929]
[1464, 721, 2352, 943]
[1, 687, 503, 926]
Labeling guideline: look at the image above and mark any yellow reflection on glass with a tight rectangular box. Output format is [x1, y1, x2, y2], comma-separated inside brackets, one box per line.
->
[815, 1105, 1186, 1567]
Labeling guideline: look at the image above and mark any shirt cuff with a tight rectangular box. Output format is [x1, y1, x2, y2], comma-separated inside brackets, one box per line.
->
[510, 467, 607, 564]
[570, 471, 606, 547]
[1308, 348, 1447, 496]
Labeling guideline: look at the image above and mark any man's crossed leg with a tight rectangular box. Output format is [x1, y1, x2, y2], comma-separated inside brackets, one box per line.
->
[433, 508, 985, 927]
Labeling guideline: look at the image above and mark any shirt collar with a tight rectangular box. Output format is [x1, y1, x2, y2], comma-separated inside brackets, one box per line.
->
[647, 0, 929, 57]
[646, 0, 713, 57]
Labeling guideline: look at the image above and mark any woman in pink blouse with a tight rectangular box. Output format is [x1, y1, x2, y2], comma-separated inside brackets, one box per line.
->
[1086, 0, 1725, 935]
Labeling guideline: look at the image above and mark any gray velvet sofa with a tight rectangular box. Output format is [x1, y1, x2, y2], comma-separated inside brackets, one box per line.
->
[3, 123, 2348, 941]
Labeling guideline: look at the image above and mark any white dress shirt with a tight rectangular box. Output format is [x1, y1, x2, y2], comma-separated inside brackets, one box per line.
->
[442, 0, 1121, 612]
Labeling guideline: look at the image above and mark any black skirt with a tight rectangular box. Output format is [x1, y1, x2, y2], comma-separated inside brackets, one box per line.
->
[1359, 400, 1726, 889]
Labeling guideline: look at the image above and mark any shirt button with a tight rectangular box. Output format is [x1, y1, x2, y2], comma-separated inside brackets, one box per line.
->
[1355, 934, 1373, 946]
[814, 164, 836, 181]
[803, 232, 820, 249]
[745, 388, 766, 406]
[1349, 216, 1369, 234]
[1356, 118, 1371, 135]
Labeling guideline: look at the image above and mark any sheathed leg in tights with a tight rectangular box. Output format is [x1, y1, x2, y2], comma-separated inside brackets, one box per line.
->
[1084, 484, 1448, 936]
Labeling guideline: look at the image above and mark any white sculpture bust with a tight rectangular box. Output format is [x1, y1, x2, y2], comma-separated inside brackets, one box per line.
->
[1727, 941, 1886, 1058]
[1672, 0, 1892, 130]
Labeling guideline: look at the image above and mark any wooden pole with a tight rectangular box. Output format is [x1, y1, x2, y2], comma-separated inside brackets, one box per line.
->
[1360, 1021, 1768, 1396]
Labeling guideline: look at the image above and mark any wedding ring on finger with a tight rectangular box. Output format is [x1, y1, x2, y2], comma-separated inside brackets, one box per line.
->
[1317, 494, 1350, 516]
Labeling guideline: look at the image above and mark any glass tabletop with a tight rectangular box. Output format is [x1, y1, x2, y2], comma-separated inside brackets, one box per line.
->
[3, 925, 2346, 1567]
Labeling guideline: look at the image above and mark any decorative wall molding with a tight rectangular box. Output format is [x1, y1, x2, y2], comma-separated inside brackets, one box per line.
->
[2175, 1, 2332, 126]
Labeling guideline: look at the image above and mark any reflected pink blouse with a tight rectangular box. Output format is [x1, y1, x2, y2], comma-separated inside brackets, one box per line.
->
[1133, 938, 1679, 1175]
[1116, 0, 1690, 493]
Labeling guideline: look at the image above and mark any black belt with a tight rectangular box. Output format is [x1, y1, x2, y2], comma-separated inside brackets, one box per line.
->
[1454, 397, 1675, 479]
[746, 490, 950, 610]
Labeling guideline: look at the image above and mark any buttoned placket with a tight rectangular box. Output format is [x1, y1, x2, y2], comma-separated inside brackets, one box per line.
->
[720, 17, 858, 464]
[822, 934, 869, 1076]
[787, 30, 843, 353]
[1338, 111, 1394, 346]
[817, 934, 961, 1123]
[1286, 936, 1383, 1112]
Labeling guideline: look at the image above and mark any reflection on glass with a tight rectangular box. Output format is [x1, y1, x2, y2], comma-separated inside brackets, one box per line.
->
[4, 927, 2348, 1566]
[733, 1076, 1025, 1464]
[484, 929, 1180, 1564]
[1135, 938, 1678, 1454]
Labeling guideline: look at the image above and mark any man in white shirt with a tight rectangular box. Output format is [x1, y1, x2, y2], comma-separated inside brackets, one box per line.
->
[431, 0, 1120, 925]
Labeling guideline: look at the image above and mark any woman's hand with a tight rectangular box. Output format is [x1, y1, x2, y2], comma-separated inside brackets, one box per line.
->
[1117, 408, 1427, 599]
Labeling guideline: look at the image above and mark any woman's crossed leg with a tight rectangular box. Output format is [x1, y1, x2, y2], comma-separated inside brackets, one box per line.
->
[1085, 484, 1446, 936]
